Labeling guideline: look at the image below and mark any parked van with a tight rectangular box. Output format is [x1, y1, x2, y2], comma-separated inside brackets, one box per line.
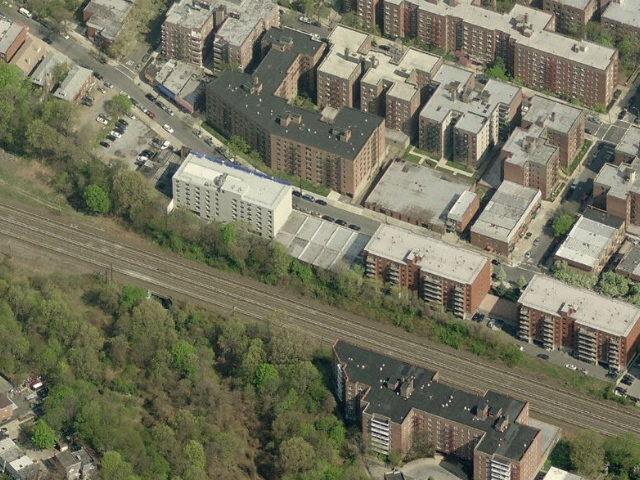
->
[18, 7, 33, 18]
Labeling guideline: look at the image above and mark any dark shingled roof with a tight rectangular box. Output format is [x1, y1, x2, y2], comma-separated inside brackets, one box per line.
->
[206, 27, 384, 161]
[582, 207, 624, 230]
[335, 341, 540, 462]
[618, 245, 640, 277]
[0, 393, 11, 409]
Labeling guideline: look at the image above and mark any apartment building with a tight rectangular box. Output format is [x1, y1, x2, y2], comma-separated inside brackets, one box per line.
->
[211, 0, 279, 73]
[333, 341, 542, 480]
[83, 0, 133, 47]
[30, 52, 69, 92]
[602, 0, 640, 42]
[370, 0, 617, 108]
[316, 26, 442, 140]
[161, 0, 215, 67]
[364, 224, 490, 318]
[0, 19, 26, 63]
[554, 208, 625, 273]
[542, 0, 597, 34]
[593, 160, 640, 230]
[206, 27, 386, 198]
[612, 125, 640, 166]
[419, 65, 521, 170]
[502, 127, 559, 200]
[471, 181, 541, 256]
[521, 96, 585, 169]
[519, 275, 640, 368]
[52, 65, 94, 102]
[172, 151, 292, 238]
[364, 159, 478, 233]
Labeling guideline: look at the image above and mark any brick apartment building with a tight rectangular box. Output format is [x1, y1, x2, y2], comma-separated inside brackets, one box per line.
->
[161, 0, 215, 67]
[364, 224, 490, 318]
[418, 65, 521, 170]
[354, 0, 618, 108]
[471, 181, 541, 256]
[333, 341, 542, 480]
[83, 0, 133, 47]
[206, 27, 386, 198]
[542, 0, 596, 34]
[519, 275, 640, 369]
[212, 0, 279, 72]
[0, 19, 26, 63]
[317, 26, 442, 141]
[602, 0, 640, 42]
[520, 96, 585, 169]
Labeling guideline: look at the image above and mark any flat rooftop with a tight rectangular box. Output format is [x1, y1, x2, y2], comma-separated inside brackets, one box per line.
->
[53, 65, 92, 100]
[420, 66, 520, 129]
[154, 58, 202, 96]
[0, 19, 24, 56]
[593, 158, 640, 200]
[617, 245, 640, 279]
[523, 95, 584, 135]
[543, 467, 584, 480]
[276, 211, 370, 270]
[365, 159, 470, 229]
[519, 275, 640, 337]
[365, 224, 488, 285]
[471, 181, 541, 243]
[84, 0, 133, 42]
[448, 190, 478, 223]
[616, 125, 640, 158]
[164, 0, 214, 29]
[503, 125, 558, 168]
[555, 215, 620, 269]
[215, 0, 278, 47]
[174, 151, 291, 210]
[318, 25, 369, 79]
[603, 0, 640, 28]
[335, 340, 540, 462]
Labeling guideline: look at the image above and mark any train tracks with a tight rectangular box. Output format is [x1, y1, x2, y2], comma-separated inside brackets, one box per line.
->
[0, 202, 636, 436]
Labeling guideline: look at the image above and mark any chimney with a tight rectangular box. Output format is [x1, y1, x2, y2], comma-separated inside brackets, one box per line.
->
[476, 403, 489, 420]
[524, 13, 528, 24]
[625, 168, 636, 183]
[345, 47, 351, 58]
[251, 76, 262, 95]
[400, 377, 414, 399]
[550, 112, 556, 122]
[523, 135, 536, 153]
[494, 415, 510, 433]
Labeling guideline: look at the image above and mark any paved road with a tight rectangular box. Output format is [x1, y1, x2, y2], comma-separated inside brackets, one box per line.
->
[293, 196, 380, 235]
[1, 201, 639, 437]
[0, 6, 218, 157]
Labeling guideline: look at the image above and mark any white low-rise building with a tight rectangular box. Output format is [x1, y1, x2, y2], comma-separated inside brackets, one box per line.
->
[172, 151, 292, 238]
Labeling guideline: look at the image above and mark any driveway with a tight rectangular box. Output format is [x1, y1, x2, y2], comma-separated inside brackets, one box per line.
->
[402, 456, 469, 480]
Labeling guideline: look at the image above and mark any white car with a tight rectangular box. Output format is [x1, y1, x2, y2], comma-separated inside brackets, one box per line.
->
[161, 140, 171, 150]
[61, 32, 70, 39]
[299, 16, 311, 24]
[109, 130, 122, 139]
[136, 155, 149, 162]
[163, 124, 174, 134]
[95, 116, 108, 125]
[565, 364, 577, 370]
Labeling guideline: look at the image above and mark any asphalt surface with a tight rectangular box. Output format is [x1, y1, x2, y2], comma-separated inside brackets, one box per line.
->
[1, 200, 639, 437]
[293, 196, 380, 235]
[0, 6, 217, 157]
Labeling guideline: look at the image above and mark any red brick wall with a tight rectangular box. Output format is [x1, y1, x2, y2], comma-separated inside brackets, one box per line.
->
[1, 25, 26, 62]
[470, 260, 491, 315]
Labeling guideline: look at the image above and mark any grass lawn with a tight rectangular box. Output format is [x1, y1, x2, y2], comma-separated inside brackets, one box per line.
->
[446, 160, 469, 172]
[563, 139, 592, 175]
[404, 152, 422, 164]
[202, 122, 227, 144]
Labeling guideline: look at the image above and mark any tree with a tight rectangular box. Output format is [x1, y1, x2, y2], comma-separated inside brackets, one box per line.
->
[84, 184, 111, 215]
[105, 94, 132, 117]
[279, 437, 316, 475]
[170, 340, 196, 379]
[254, 362, 280, 396]
[598, 271, 630, 298]
[110, 169, 151, 219]
[486, 58, 509, 82]
[605, 433, 640, 478]
[496, 267, 507, 283]
[552, 213, 575, 237]
[570, 430, 606, 477]
[517, 275, 527, 289]
[101, 451, 139, 480]
[227, 136, 250, 157]
[52, 62, 70, 84]
[31, 419, 56, 449]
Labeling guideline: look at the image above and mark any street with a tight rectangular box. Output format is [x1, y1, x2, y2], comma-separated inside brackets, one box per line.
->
[293, 195, 380, 236]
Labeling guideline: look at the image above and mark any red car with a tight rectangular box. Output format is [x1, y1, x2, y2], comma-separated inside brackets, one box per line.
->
[145, 109, 156, 119]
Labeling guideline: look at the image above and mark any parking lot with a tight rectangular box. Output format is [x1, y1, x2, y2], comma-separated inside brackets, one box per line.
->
[95, 115, 160, 170]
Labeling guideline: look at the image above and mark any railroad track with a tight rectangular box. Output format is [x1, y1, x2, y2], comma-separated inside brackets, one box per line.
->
[0, 202, 637, 436]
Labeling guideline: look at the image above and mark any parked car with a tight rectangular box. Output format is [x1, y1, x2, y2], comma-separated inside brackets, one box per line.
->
[322, 215, 335, 222]
[348, 224, 361, 231]
[292, 190, 302, 197]
[99, 141, 110, 148]
[486, 319, 495, 328]
[565, 364, 577, 370]
[533, 237, 540, 247]
[204, 137, 214, 146]
[104, 81, 114, 89]
[117, 119, 129, 127]
[160, 140, 171, 150]
[302, 194, 315, 202]
[145, 109, 156, 119]
[114, 127, 125, 136]
[95, 116, 108, 125]
[537, 354, 550, 360]
[98, 86, 108, 94]
[335, 219, 348, 226]
[491, 259, 500, 266]
[618, 109, 627, 120]
[315, 199, 327, 206]
[524, 231, 532, 239]
[163, 124, 174, 134]
[472, 313, 484, 323]
[578, 367, 588, 375]
[299, 16, 312, 24]
[93, 71, 103, 80]
[43, 37, 53, 44]
[145, 93, 157, 102]
[525, 251, 532, 259]
[109, 130, 122, 139]
[106, 134, 117, 142]
[126, 111, 137, 120]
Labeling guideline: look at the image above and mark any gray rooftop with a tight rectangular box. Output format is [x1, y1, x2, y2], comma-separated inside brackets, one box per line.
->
[523, 96, 584, 135]
[420, 66, 520, 129]
[616, 126, 640, 158]
[365, 159, 470, 228]
[471, 181, 541, 243]
[555, 215, 620, 269]
[365, 224, 488, 285]
[603, 0, 640, 29]
[448, 190, 478, 223]
[0, 19, 24, 56]
[207, 27, 383, 161]
[30, 52, 69, 87]
[164, 0, 214, 30]
[53, 65, 92, 101]
[335, 341, 540, 461]
[617, 245, 640, 279]
[154, 58, 203, 102]
[215, 0, 277, 47]
[503, 125, 559, 168]
[84, 0, 133, 42]
[593, 158, 640, 200]
[549, 0, 594, 9]
[519, 275, 640, 337]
